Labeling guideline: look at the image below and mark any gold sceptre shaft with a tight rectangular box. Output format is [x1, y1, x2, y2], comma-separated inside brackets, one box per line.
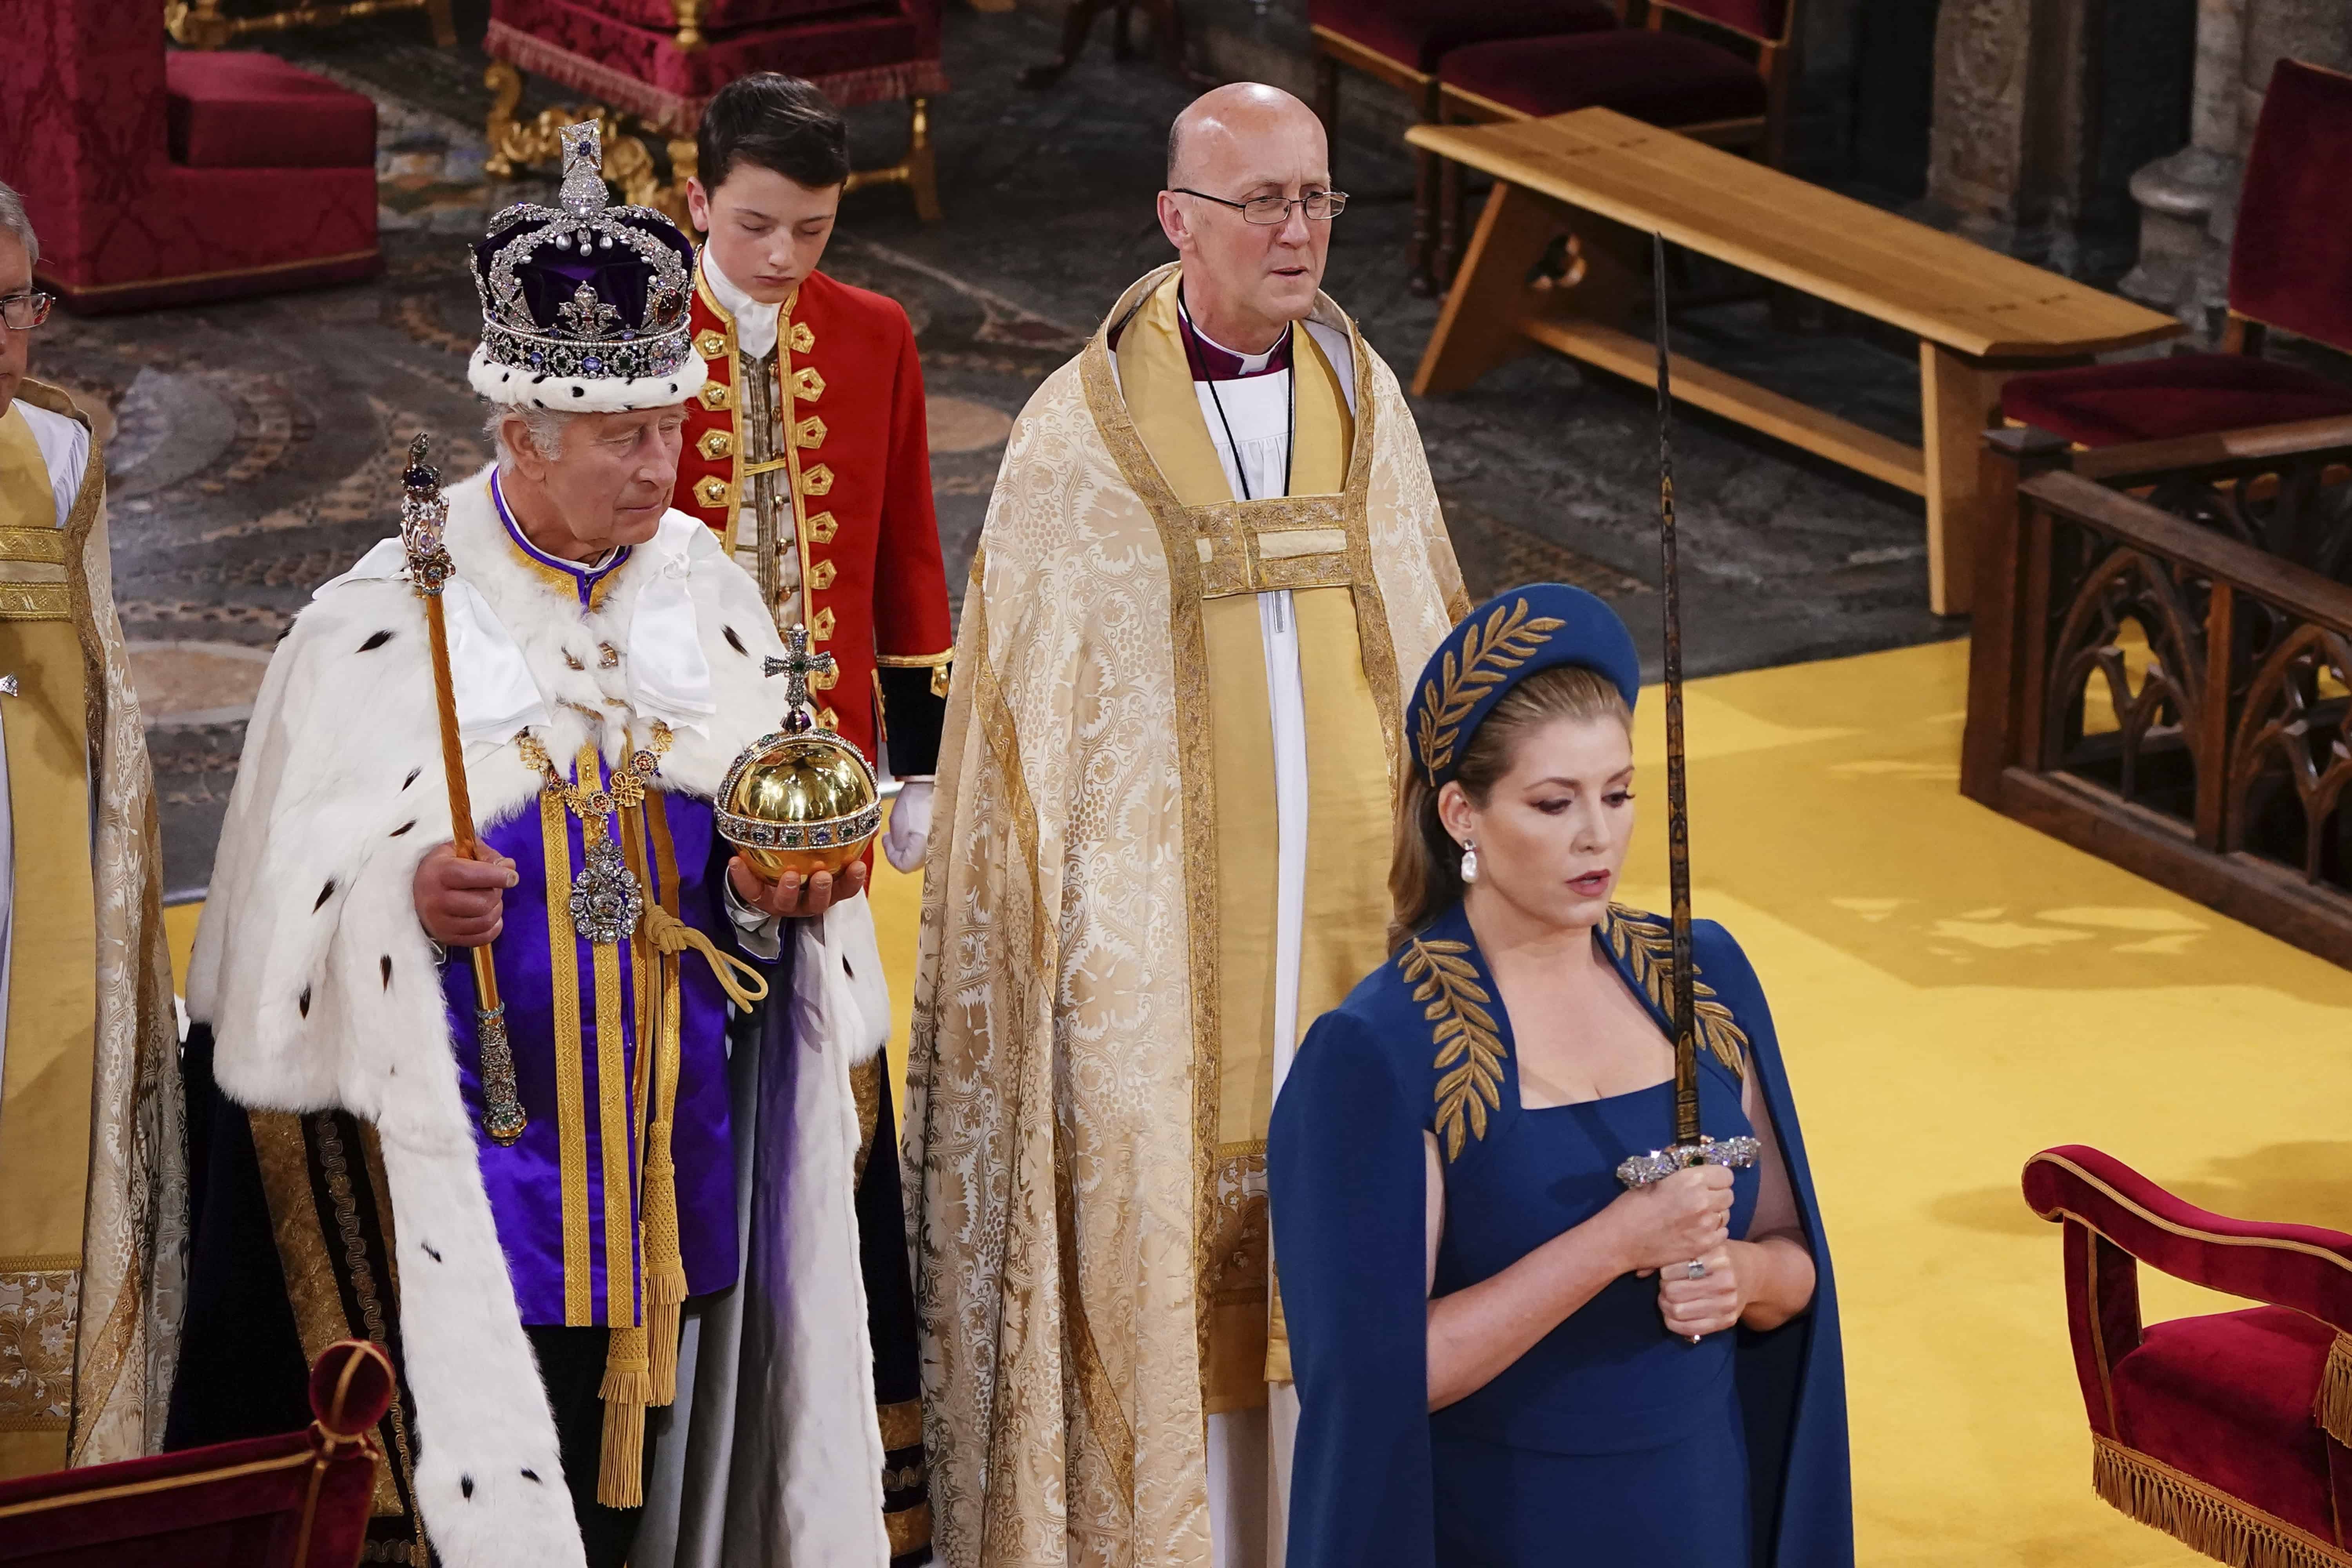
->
[401, 435, 527, 1145]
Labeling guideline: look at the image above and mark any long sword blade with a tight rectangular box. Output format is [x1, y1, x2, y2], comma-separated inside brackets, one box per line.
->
[1653, 234, 1700, 1149]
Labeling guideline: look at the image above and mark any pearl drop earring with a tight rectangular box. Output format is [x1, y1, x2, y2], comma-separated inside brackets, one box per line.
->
[1459, 839, 1479, 884]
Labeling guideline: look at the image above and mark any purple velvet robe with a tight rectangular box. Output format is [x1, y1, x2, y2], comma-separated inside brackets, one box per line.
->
[440, 495, 744, 1328]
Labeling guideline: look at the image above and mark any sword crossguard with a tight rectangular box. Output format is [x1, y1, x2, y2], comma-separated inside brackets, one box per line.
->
[1615, 1134, 1762, 1190]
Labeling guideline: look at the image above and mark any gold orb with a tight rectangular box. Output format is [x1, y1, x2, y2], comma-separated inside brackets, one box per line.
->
[715, 728, 882, 880]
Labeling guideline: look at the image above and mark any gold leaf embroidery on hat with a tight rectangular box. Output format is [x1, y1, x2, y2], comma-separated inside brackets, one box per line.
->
[1414, 597, 1566, 784]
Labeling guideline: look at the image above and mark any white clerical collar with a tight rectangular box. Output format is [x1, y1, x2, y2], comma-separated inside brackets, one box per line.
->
[1178, 294, 1286, 378]
[701, 250, 782, 360]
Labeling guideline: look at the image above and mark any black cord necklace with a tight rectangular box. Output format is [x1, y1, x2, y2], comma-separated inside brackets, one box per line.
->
[1178, 286, 1295, 501]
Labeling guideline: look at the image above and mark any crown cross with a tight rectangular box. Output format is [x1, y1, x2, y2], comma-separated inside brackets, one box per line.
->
[763, 626, 837, 734]
[557, 122, 606, 216]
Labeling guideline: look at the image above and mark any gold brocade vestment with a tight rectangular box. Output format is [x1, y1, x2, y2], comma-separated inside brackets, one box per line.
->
[0, 383, 182, 1479]
[1110, 276, 1396, 1410]
[906, 265, 1467, 1568]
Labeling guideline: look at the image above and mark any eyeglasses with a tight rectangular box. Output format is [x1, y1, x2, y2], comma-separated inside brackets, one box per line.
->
[1172, 188, 1349, 225]
[0, 293, 52, 332]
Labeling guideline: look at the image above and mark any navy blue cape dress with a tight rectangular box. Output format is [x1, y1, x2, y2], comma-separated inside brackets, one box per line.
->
[1268, 901, 1851, 1568]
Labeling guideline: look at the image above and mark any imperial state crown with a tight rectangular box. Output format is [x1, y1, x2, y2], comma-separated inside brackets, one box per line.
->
[467, 121, 706, 413]
[716, 627, 884, 878]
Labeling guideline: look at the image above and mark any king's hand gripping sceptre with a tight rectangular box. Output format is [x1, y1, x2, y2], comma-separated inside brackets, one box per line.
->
[402, 435, 527, 1145]
[1615, 238, 1759, 1191]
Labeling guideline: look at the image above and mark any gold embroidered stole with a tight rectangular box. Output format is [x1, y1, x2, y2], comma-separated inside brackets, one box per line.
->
[1111, 273, 1397, 1413]
[0, 402, 97, 1478]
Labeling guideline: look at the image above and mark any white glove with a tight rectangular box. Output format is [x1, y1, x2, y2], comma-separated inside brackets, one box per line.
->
[882, 779, 934, 873]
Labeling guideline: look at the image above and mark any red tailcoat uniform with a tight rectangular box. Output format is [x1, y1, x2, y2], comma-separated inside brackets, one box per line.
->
[679, 263, 953, 776]
[681, 260, 949, 1568]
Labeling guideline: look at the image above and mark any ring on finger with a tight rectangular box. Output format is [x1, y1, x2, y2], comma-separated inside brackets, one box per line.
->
[1683, 1259, 1707, 1280]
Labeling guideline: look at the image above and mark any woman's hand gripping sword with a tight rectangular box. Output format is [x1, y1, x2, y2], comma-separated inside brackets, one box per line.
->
[1615, 236, 1759, 1194]
[403, 435, 527, 1145]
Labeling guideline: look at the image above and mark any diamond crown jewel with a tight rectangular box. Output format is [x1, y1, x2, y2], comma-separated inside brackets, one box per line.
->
[469, 119, 697, 389]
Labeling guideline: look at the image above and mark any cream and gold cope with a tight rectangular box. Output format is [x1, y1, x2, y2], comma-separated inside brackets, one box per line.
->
[0, 381, 182, 1480]
[904, 265, 1466, 1566]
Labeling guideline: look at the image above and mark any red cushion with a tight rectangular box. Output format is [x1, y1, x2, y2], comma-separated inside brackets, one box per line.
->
[2111, 1307, 2337, 1543]
[2231, 58, 2352, 351]
[164, 50, 376, 170]
[487, 0, 942, 136]
[1440, 28, 1766, 125]
[1664, 0, 1787, 44]
[1998, 353, 2352, 448]
[591, 0, 889, 39]
[1308, 0, 1616, 75]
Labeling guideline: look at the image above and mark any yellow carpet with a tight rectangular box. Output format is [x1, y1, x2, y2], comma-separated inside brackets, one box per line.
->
[165, 637, 2352, 1565]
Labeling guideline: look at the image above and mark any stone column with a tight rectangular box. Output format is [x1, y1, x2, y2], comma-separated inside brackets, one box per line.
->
[1925, 0, 2105, 271]
[2123, 0, 2352, 330]
[2119, 0, 2245, 319]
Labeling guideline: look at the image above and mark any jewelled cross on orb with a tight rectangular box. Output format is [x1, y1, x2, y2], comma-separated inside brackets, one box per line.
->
[764, 626, 836, 735]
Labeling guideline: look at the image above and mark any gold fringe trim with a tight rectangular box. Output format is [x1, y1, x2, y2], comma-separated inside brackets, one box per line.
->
[597, 1328, 652, 1508]
[2316, 1332, 2352, 1450]
[642, 1118, 687, 1407]
[2092, 1435, 2352, 1568]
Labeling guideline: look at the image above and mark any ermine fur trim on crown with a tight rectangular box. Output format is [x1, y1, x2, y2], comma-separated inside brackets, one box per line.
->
[470, 343, 707, 413]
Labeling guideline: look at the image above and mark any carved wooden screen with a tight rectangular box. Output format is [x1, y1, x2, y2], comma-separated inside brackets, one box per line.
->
[1965, 420, 2352, 967]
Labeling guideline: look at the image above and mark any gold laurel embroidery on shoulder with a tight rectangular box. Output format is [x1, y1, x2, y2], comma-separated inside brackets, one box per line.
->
[1413, 598, 1568, 781]
[1601, 906, 1748, 1077]
[1399, 938, 1507, 1160]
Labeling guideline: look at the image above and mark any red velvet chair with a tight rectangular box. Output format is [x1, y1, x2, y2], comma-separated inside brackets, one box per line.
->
[0, 4, 379, 314]
[1431, 0, 1799, 287]
[2001, 58, 2352, 448]
[484, 0, 947, 220]
[2023, 1146, 2352, 1567]
[0, 1341, 394, 1567]
[1308, 0, 1620, 294]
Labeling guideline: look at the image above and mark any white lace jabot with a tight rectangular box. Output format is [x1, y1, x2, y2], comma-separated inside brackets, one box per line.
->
[701, 250, 780, 360]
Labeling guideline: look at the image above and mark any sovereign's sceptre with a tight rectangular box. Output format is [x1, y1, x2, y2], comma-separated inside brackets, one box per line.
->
[402, 434, 526, 1145]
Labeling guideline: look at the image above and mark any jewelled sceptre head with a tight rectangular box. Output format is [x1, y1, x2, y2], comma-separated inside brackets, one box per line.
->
[715, 626, 883, 880]
[1615, 236, 1758, 1192]
[401, 433, 455, 595]
[400, 432, 525, 1146]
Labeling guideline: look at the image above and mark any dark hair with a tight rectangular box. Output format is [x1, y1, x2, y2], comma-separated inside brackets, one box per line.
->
[697, 74, 850, 196]
[1388, 664, 1632, 948]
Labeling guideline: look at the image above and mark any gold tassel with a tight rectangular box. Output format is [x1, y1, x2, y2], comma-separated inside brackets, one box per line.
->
[642, 1111, 688, 1405]
[2316, 1331, 2352, 1450]
[2091, 1436, 2352, 1568]
[597, 1326, 653, 1508]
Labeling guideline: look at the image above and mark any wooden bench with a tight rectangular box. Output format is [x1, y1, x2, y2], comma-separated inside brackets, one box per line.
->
[1407, 109, 2184, 615]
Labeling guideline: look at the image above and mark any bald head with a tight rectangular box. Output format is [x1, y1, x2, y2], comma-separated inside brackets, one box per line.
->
[1156, 83, 1336, 355]
[1166, 82, 1324, 188]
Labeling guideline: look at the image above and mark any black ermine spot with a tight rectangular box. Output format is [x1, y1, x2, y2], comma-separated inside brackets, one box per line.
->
[403, 766, 422, 791]
[460, 1475, 474, 1499]
[298, 985, 311, 1018]
[359, 630, 394, 652]
[723, 625, 747, 655]
[380, 955, 393, 989]
[843, 956, 855, 980]
[391, 820, 416, 837]
[521, 1468, 541, 1483]
[315, 879, 337, 911]
[423, 1243, 442, 1262]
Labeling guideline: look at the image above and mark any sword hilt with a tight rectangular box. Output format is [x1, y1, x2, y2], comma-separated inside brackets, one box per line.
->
[1615, 1134, 1761, 1191]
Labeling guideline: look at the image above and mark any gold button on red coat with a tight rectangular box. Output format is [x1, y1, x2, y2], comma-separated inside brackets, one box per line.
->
[677, 265, 953, 777]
